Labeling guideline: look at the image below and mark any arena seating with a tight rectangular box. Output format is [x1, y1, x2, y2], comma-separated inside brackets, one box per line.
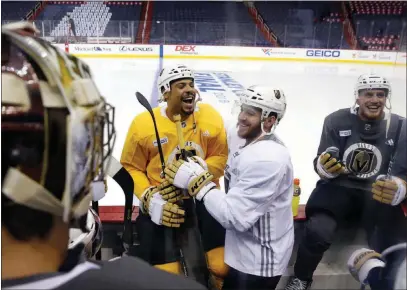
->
[1, 1, 36, 22]
[254, 1, 349, 49]
[1, 1, 405, 51]
[23, 1, 141, 41]
[149, 1, 268, 46]
[349, 1, 406, 51]
[47, 1, 111, 40]
[349, 1, 406, 16]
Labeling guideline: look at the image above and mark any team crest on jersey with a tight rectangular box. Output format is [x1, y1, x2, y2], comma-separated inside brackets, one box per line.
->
[167, 141, 204, 164]
[342, 143, 382, 179]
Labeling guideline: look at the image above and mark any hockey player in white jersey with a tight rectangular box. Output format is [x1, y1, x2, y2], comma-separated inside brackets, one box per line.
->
[164, 85, 295, 290]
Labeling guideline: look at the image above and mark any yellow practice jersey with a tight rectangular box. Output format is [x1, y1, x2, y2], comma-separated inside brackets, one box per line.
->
[120, 102, 228, 199]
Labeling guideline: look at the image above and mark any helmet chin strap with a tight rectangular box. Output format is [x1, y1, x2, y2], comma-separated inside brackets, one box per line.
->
[353, 98, 392, 138]
[261, 120, 278, 136]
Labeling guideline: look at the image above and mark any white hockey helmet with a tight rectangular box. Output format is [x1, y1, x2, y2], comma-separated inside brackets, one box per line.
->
[354, 74, 392, 100]
[157, 64, 195, 102]
[353, 74, 393, 136]
[239, 85, 287, 134]
[240, 85, 287, 120]
[69, 208, 103, 258]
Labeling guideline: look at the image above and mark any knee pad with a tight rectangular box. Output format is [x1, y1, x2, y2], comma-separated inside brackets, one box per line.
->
[206, 247, 229, 278]
[303, 213, 337, 252]
[154, 261, 182, 275]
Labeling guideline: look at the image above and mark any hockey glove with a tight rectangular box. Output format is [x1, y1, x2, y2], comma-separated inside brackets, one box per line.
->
[316, 146, 345, 179]
[91, 180, 106, 202]
[372, 175, 407, 206]
[156, 180, 184, 203]
[189, 155, 208, 170]
[140, 186, 185, 228]
[164, 158, 216, 201]
[347, 248, 385, 285]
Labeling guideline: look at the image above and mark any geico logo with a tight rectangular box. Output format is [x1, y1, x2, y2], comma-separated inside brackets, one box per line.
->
[119, 46, 153, 52]
[306, 50, 340, 57]
[175, 45, 196, 52]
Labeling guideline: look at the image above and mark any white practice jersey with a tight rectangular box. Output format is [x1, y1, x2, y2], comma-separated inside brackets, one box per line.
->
[203, 125, 295, 277]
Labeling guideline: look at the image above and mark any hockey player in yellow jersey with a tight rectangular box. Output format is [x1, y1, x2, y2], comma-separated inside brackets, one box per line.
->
[120, 64, 229, 289]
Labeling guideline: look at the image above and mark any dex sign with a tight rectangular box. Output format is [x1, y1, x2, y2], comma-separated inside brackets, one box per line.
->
[175, 45, 196, 52]
[306, 49, 341, 58]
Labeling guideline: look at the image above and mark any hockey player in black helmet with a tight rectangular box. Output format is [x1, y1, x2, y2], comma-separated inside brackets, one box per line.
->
[284, 74, 407, 290]
[1, 21, 205, 290]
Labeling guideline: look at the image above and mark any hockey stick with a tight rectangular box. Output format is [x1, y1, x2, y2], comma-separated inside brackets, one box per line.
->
[173, 114, 210, 285]
[104, 152, 135, 252]
[386, 118, 404, 178]
[135, 92, 189, 278]
[174, 114, 187, 159]
[136, 92, 166, 178]
[91, 200, 102, 260]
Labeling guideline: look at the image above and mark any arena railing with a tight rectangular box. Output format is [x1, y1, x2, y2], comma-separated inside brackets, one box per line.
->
[2, 19, 406, 52]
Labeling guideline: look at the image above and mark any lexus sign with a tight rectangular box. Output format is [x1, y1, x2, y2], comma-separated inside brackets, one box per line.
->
[119, 46, 153, 52]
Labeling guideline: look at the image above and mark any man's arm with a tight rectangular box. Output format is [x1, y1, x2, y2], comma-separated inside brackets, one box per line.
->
[205, 123, 228, 180]
[202, 160, 288, 232]
[120, 118, 151, 199]
[391, 118, 407, 215]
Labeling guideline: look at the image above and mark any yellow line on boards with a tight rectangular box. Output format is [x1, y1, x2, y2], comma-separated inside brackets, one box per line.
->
[71, 53, 406, 66]
[164, 55, 404, 66]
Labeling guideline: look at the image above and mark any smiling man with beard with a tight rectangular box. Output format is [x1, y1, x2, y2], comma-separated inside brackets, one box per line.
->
[162, 85, 294, 290]
[120, 64, 229, 289]
[285, 74, 407, 290]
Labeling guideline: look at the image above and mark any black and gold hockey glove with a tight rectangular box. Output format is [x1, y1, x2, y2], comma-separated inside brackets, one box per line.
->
[316, 146, 345, 179]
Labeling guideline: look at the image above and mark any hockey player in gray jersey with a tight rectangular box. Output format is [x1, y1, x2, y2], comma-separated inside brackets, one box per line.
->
[163, 85, 295, 290]
[285, 74, 407, 290]
[1, 22, 205, 290]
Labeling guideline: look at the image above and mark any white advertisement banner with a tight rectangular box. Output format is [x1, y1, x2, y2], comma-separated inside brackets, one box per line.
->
[396, 52, 407, 65]
[67, 44, 159, 56]
[164, 45, 299, 59]
[54, 43, 404, 66]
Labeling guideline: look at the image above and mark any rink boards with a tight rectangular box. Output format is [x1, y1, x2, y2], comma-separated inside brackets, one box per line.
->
[60, 43, 406, 289]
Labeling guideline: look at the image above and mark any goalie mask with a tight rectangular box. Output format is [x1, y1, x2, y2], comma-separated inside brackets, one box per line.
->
[69, 208, 103, 258]
[1, 22, 116, 225]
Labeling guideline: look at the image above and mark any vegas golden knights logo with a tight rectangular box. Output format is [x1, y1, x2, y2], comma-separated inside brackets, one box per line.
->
[274, 90, 281, 100]
[343, 143, 382, 179]
[350, 149, 374, 173]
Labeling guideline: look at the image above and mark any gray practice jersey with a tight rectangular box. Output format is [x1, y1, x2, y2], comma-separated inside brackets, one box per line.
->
[314, 107, 406, 191]
[391, 118, 407, 181]
[1, 256, 206, 290]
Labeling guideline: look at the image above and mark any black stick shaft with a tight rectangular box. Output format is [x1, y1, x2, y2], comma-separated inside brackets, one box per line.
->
[135, 92, 189, 277]
[387, 118, 403, 178]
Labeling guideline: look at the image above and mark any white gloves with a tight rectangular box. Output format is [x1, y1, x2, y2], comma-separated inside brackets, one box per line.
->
[372, 175, 407, 206]
[164, 158, 216, 201]
[347, 248, 385, 285]
[140, 184, 185, 228]
[91, 180, 106, 201]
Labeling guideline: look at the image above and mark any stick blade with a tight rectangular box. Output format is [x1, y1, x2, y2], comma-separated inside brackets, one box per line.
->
[136, 92, 153, 114]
